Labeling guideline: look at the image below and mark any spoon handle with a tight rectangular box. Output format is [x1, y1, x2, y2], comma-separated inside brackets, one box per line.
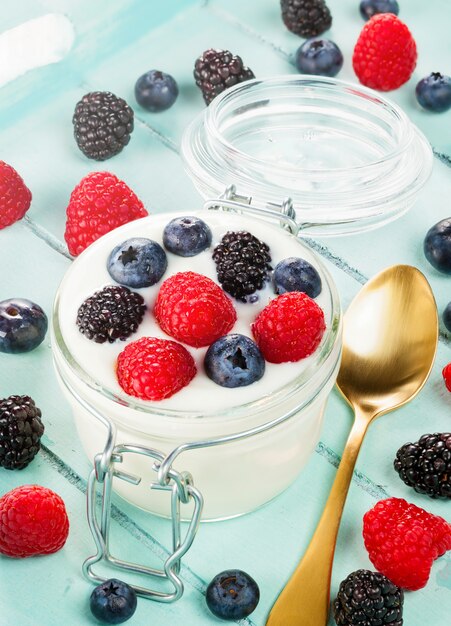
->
[266, 408, 371, 626]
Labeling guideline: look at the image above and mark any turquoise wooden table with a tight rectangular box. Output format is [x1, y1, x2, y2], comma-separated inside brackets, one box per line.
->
[1, 1, 450, 624]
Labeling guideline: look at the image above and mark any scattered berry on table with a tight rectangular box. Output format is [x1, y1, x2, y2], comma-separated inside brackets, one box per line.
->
[394, 433, 451, 499]
[442, 363, 451, 392]
[443, 302, 451, 332]
[295, 38, 343, 77]
[280, 0, 332, 38]
[107, 237, 167, 288]
[206, 569, 260, 621]
[416, 73, 451, 113]
[135, 69, 178, 112]
[64, 171, 148, 256]
[163, 215, 212, 257]
[77, 285, 146, 344]
[117, 337, 196, 401]
[90, 579, 137, 625]
[212, 231, 272, 303]
[273, 257, 322, 298]
[359, 0, 399, 21]
[423, 218, 451, 274]
[333, 569, 403, 626]
[72, 91, 134, 161]
[194, 48, 255, 105]
[363, 497, 451, 590]
[252, 291, 325, 363]
[154, 271, 237, 347]
[0, 298, 48, 354]
[0, 484, 69, 557]
[0, 395, 44, 470]
[204, 334, 265, 388]
[0, 161, 32, 230]
[352, 14, 417, 91]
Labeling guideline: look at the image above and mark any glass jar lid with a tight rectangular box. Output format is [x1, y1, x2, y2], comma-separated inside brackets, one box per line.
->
[181, 76, 433, 237]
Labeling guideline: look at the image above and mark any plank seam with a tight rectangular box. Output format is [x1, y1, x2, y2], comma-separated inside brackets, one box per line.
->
[433, 148, 451, 168]
[206, 4, 291, 60]
[22, 215, 72, 260]
[134, 116, 179, 154]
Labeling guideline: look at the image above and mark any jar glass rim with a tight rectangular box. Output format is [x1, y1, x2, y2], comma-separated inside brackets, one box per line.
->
[204, 75, 414, 175]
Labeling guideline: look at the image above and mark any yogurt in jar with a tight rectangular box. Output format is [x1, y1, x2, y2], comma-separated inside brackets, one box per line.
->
[52, 209, 341, 520]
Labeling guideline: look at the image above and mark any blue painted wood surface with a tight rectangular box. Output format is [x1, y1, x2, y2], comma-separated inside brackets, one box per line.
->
[1, 1, 450, 624]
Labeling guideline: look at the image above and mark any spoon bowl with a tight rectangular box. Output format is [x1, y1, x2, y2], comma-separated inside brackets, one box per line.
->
[266, 265, 438, 626]
[337, 265, 438, 415]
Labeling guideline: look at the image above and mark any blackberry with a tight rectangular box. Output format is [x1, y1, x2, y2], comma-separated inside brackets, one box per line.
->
[281, 0, 332, 38]
[73, 91, 134, 161]
[212, 231, 272, 302]
[77, 285, 146, 343]
[0, 395, 44, 470]
[394, 433, 451, 499]
[194, 49, 255, 105]
[333, 570, 404, 626]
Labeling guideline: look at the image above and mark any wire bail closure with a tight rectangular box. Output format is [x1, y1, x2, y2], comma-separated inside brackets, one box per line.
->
[204, 184, 298, 234]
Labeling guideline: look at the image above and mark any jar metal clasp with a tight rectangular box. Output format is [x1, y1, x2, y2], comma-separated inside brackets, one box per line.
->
[204, 184, 299, 235]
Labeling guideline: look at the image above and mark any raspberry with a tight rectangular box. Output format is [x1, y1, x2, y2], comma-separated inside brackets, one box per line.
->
[0, 161, 32, 229]
[352, 14, 417, 91]
[64, 172, 148, 257]
[116, 337, 196, 401]
[0, 485, 69, 557]
[363, 497, 451, 590]
[154, 272, 237, 348]
[442, 363, 451, 391]
[251, 292, 325, 363]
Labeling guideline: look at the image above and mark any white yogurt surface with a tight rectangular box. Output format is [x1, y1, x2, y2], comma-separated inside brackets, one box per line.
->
[57, 210, 332, 412]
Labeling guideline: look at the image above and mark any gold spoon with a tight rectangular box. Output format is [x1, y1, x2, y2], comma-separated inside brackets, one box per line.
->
[266, 265, 438, 626]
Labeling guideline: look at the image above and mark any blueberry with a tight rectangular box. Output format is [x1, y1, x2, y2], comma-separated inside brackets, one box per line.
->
[416, 73, 451, 113]
[443, 303, 451, 332]
[0, 298, 47, 354]
[163, 216, 212, 257]
[359, 0, 399, 20]
[206, 569, 260, 621]
[107, 238, 167, 288]
[204, 334, 265, 388]
[90, 579, 137, 624]
[273, 257, 322, 298]
[295, 39, 343, 78]
[424, 219, 451, 274]
[134, 70, 178, 113]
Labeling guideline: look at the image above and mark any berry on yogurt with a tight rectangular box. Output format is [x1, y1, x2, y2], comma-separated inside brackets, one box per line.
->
[107, 237, 168, 288]
[295, 38, 343, 78]
[273, 257, 322, 298]
[117, 337, 196, 401]
[163, 215, 212, 257]
[0, 298, 47, 354]
[252, 291, 325, 363]
[135, 69, 179, 112]
[154, 271, 237, 347]
[204, 334, 265, 388]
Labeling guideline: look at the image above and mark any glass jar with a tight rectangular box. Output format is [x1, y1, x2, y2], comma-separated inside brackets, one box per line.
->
[51, 210, 341, 522]
[181, 76, 433, 236]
